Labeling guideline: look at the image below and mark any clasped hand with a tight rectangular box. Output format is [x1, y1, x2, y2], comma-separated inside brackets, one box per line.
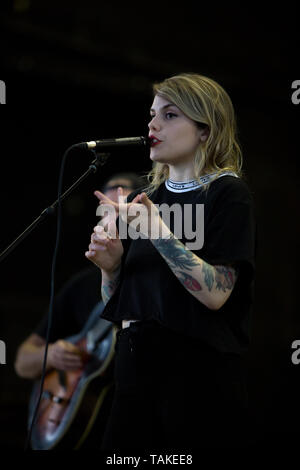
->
[95, 187, 170, 239]
[85, 187, 170, 272]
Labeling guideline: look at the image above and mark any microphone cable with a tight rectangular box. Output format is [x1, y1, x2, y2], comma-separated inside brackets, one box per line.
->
[25, 144, 77, 451]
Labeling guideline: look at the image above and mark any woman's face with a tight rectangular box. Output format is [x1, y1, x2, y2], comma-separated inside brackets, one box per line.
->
[148, 94, 205, 167]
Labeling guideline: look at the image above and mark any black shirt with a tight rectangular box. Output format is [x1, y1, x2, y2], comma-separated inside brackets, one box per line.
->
[102, 175, 257, 354]
[35, 266, 102, 342]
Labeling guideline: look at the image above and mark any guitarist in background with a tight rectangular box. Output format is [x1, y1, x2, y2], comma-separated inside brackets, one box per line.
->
[14, 171, 144, 448]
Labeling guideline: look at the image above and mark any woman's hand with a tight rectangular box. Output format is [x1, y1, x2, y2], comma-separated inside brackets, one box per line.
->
[85, 222, 124, 274]
[129, 192, 170, 239]
[94, 188, 170, 240]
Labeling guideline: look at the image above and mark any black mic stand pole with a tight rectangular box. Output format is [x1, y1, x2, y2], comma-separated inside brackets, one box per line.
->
[0, 150, 109, 264]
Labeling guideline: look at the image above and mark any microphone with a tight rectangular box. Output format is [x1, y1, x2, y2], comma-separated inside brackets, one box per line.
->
[75, 136, 148, 150]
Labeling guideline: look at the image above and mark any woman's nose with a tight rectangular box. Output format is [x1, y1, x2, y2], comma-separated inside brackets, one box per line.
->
[148, 115, 161, 132]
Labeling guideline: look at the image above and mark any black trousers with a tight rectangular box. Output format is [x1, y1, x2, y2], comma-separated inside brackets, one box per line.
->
[101, 320, 249, 452]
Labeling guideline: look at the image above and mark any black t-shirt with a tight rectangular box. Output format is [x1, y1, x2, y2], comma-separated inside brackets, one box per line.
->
[34, 266, 102, 342]
[101, 175, 257, 354]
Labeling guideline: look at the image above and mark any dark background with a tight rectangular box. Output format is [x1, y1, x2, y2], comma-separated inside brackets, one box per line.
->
[0, 0, 299, 456]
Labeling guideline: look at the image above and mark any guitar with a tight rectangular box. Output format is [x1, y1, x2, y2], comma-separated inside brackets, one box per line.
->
[28, 303, 116, 450]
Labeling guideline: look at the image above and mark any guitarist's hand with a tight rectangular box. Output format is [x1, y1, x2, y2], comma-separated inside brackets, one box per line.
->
[48, 340, 83, 371]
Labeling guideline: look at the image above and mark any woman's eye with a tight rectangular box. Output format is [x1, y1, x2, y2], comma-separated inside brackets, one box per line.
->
[165, 112, 177, 119]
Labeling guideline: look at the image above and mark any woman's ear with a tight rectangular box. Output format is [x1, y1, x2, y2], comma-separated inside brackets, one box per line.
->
[198, 125, 210, 143]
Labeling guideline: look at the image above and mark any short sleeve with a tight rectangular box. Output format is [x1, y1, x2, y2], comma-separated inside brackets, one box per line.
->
[198, 178, 257, 284]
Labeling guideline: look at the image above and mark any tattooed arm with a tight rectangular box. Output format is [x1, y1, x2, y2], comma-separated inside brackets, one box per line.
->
[101, 266, 121, 305]
[131, 192, 238, 310]
[151, 233, 239, 311]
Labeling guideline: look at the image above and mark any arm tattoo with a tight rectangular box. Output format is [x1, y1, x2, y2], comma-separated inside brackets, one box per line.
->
[214, 265, 237, 292]
[152, 234, 238, 300]
[152, 234, 199, 271]
[152, 234, 202, 292]
[177, 271, 202, 292]
[102, 276, 120, 305]
[202, 262, 215, 291]
[202, 262, 238, 292]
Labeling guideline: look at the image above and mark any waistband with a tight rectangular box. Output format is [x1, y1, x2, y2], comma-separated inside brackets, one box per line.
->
[122, 319, 138, 329]
[117, 319, 241, 358]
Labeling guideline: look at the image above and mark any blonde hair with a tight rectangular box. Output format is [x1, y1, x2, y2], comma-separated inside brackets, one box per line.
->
[146, 73, 243, 194]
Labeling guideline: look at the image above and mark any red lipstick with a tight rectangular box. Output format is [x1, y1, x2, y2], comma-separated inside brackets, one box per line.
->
[149, 135, 162, 147]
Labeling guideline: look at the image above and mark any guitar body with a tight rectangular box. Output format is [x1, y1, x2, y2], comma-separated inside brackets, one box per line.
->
[29, 321, 116, 450]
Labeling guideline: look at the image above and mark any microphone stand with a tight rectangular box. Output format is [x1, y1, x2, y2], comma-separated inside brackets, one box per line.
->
[0, 150, 109, 264]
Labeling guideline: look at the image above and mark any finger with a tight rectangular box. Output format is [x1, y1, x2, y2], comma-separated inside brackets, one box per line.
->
[94, 190, 118, 209]
[95, 220, 117, 240]
[61, 351, 83, 362]
[56, 355, 83, 370]
[54, 343, 84, 360]
[94, 226, 112, 239]
[94, 190, 109, 202]
[88, 242, 108, 255]
[56, 340, 79, 353]
[60, 341, 80, 353]
[91, 232, 108, 243]
[139, 192, 151, 207]
[90, 242, 107, 252]
[56, 352, 83, 365]
[52, 347, 82, 362]
[107, 220, 119, 240]
[131, 193, 142, 204]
